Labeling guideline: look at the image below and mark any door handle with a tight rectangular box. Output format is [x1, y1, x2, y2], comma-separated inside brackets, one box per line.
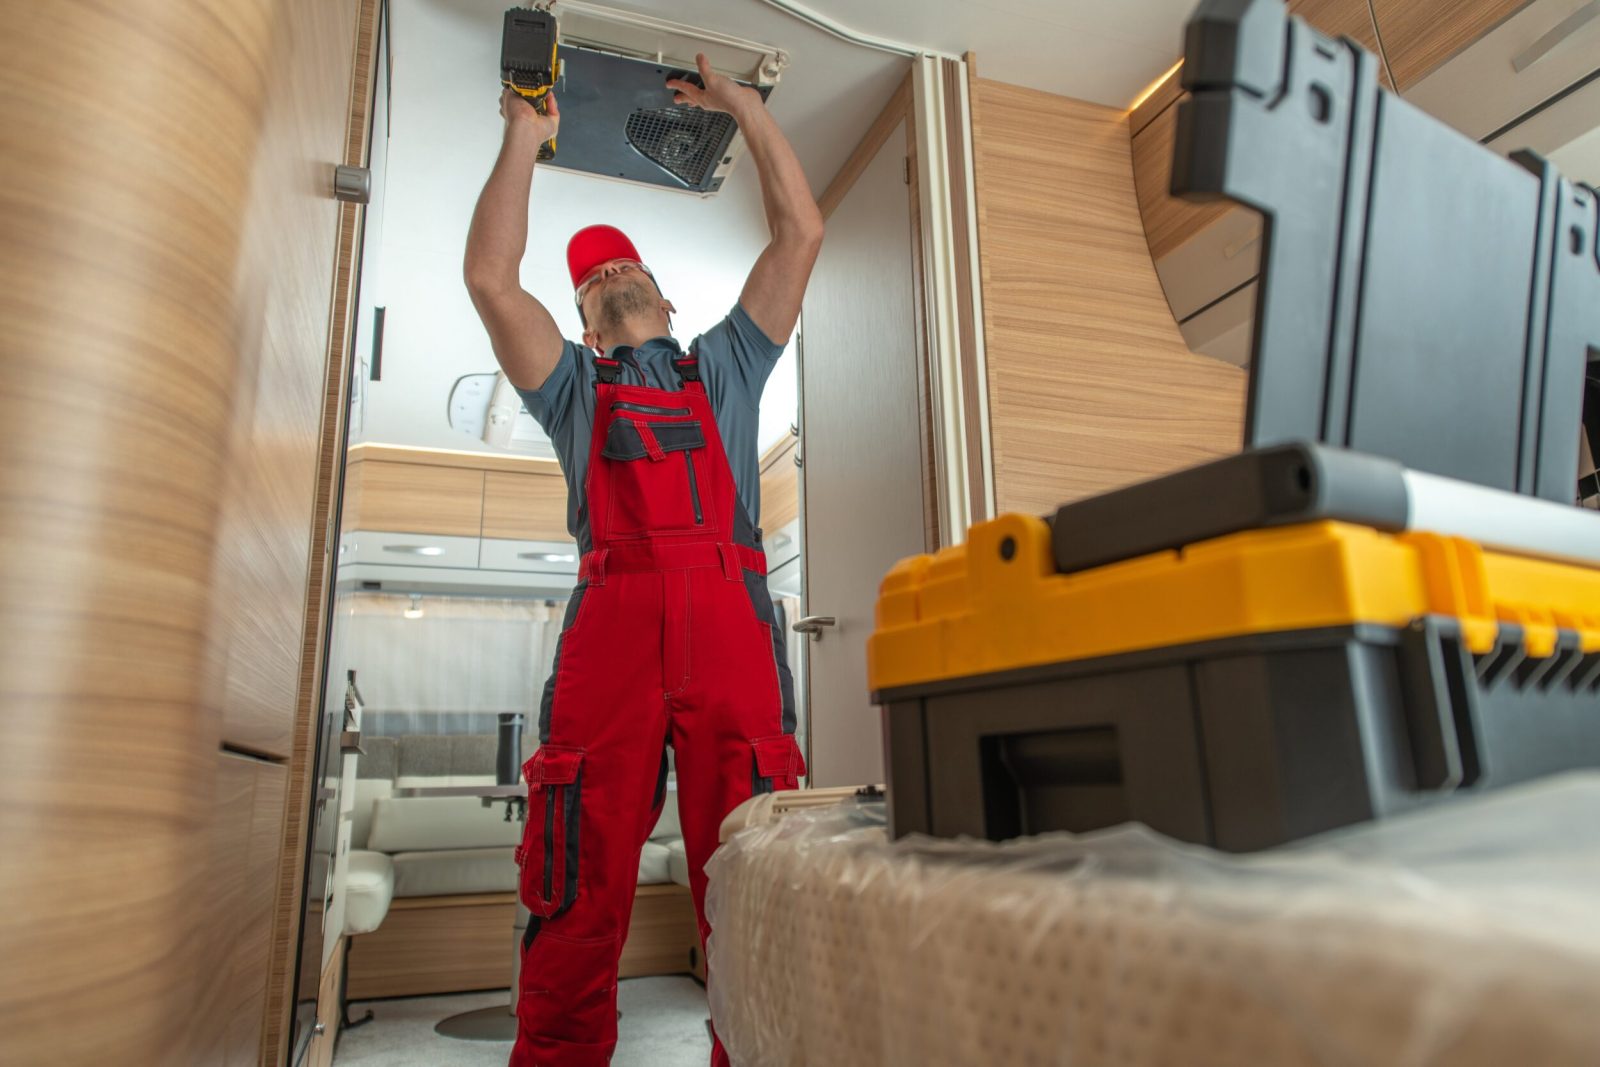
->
[792, 615, 836, 637]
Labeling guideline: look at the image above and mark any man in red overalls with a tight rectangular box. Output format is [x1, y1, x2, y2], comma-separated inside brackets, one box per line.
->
[464, 54, 824, 1067]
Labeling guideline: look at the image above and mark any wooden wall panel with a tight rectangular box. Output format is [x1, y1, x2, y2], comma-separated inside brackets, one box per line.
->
[207, 0, 359, 757]
[1291, 0, 1389, 59]
[1372, 0, 1529, 89]
[193, 754, 288, 1067]
[972, 80, 1246, 514]
[355, 461, 486, 536]
[0, 3, 277, 1063]
[482, 470, 573, 541]
[192, 755, 259, 1067]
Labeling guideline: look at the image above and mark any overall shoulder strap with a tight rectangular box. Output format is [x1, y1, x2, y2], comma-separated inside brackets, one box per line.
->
[593, 354, 623, 386]
[672, 345, 702, 386]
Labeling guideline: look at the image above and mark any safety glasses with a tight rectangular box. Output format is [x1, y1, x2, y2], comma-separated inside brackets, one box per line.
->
[574, 260, 657, 316]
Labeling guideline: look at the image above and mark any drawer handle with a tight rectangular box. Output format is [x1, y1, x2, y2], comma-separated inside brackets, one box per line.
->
[1512, 1, 1599, 73]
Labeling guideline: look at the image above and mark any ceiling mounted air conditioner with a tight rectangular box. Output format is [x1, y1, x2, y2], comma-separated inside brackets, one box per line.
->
[448, 371, 556, 458]
[542, 0, 788, 196]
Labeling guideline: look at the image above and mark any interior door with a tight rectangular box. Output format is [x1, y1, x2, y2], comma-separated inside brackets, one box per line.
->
[799, 118, 926, 788]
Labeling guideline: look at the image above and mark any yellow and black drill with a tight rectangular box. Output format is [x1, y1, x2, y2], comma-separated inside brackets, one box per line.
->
[501, 7, 561, 161]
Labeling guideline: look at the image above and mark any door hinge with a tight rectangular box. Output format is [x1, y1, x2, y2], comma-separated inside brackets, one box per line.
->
[904, 157, 911, 184]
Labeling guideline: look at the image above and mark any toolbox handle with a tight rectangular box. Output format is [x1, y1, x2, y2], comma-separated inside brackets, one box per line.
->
[1397, 619, 1483, 791]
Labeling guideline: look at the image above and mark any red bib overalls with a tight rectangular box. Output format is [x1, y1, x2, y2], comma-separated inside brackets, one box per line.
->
[510, 348, 804, 1067]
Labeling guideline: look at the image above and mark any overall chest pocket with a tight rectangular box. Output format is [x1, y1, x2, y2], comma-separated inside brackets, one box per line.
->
[600, 416, 707, 537]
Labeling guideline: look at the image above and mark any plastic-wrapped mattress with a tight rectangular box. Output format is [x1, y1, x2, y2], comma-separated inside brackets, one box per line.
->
[705, 775, 1600, 1067]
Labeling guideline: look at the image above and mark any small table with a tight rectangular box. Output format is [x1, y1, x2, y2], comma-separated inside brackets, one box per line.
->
[392, 782, 528, 1042]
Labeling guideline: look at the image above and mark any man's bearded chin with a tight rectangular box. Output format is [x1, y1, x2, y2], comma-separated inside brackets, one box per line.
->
[599, 278, 658, 330]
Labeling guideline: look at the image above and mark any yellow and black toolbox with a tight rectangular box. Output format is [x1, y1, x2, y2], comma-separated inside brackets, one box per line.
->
[870, 0, 1600, 851]
[871, 445, 1600, 851]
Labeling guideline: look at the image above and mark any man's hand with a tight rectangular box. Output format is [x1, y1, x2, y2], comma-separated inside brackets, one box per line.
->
[500, 87, 559, 144]
[665, 54, 759, 116]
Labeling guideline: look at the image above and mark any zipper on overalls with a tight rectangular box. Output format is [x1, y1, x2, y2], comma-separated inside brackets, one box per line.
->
[684, 454, 703, 525]
[610, 401, 691, 417]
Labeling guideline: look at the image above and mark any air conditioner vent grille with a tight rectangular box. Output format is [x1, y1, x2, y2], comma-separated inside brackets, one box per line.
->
[625, 107, 736, 187]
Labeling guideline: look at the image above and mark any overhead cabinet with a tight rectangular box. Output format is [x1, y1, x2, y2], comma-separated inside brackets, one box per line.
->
[1127, 0, 1590, 369]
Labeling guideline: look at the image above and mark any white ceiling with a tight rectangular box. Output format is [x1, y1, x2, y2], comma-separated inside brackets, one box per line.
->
[420, 0, 1193, 196]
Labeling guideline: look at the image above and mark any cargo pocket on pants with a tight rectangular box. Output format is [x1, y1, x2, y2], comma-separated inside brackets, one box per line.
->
[516, 745, 586, 918]
[750, 734, 806, 795]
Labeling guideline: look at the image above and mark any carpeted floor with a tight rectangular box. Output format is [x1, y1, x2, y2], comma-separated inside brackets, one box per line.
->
[332, 977, 713, 1067]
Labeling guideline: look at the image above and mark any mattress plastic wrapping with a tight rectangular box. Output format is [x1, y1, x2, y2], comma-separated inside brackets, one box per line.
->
[704, 773, 1600, 1067]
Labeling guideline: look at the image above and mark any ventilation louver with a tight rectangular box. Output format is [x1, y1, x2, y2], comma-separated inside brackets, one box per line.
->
[624, 107, 737, 188]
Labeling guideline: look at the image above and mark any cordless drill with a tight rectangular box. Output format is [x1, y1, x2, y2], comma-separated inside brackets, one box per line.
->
[501, 7, 560, 161]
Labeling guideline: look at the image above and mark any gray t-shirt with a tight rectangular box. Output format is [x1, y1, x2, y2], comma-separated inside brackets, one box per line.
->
[516, 303, 784, 549]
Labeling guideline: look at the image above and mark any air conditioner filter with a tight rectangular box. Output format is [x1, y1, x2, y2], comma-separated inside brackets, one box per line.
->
[625, 107, 736, 188]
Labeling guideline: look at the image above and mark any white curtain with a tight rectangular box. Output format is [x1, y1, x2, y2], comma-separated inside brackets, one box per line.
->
[342, 593, 563, 733]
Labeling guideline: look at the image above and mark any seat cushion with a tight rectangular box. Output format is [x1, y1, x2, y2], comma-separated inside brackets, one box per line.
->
[344, 850, 395, 936]
[392, 847, 518, 898]
[366, 794, 525, 852]
[350, 779, 393, 851]
[666, 837, 691, 888]
[638, 840, 673, 885]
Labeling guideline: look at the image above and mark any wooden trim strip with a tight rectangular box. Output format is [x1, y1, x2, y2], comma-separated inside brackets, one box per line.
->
[259, 2, 380, 1062]
[759, 432, 798, 474]
[349, 441, 564, 476]
[1129, 64, 1185, 138]
[818, 70, 913, 220]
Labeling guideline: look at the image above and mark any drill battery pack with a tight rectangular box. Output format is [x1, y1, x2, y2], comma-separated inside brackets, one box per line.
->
[501, 7, 560, 161]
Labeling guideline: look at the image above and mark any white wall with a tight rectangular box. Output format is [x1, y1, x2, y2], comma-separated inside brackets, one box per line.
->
[357, 0, 799, 455]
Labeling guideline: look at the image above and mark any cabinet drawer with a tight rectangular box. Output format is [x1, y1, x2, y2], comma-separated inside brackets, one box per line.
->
[478, 537, 581, 577]
[339, 530, 481, 569]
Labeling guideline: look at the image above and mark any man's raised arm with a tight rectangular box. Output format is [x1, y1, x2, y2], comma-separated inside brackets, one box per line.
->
[463, 90, 567, 392]
[667, 56, 824, 346]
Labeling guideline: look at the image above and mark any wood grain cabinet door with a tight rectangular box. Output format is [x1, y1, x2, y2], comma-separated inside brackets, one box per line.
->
[482, 470, 572, 542]
[350, 461, 487, 537]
